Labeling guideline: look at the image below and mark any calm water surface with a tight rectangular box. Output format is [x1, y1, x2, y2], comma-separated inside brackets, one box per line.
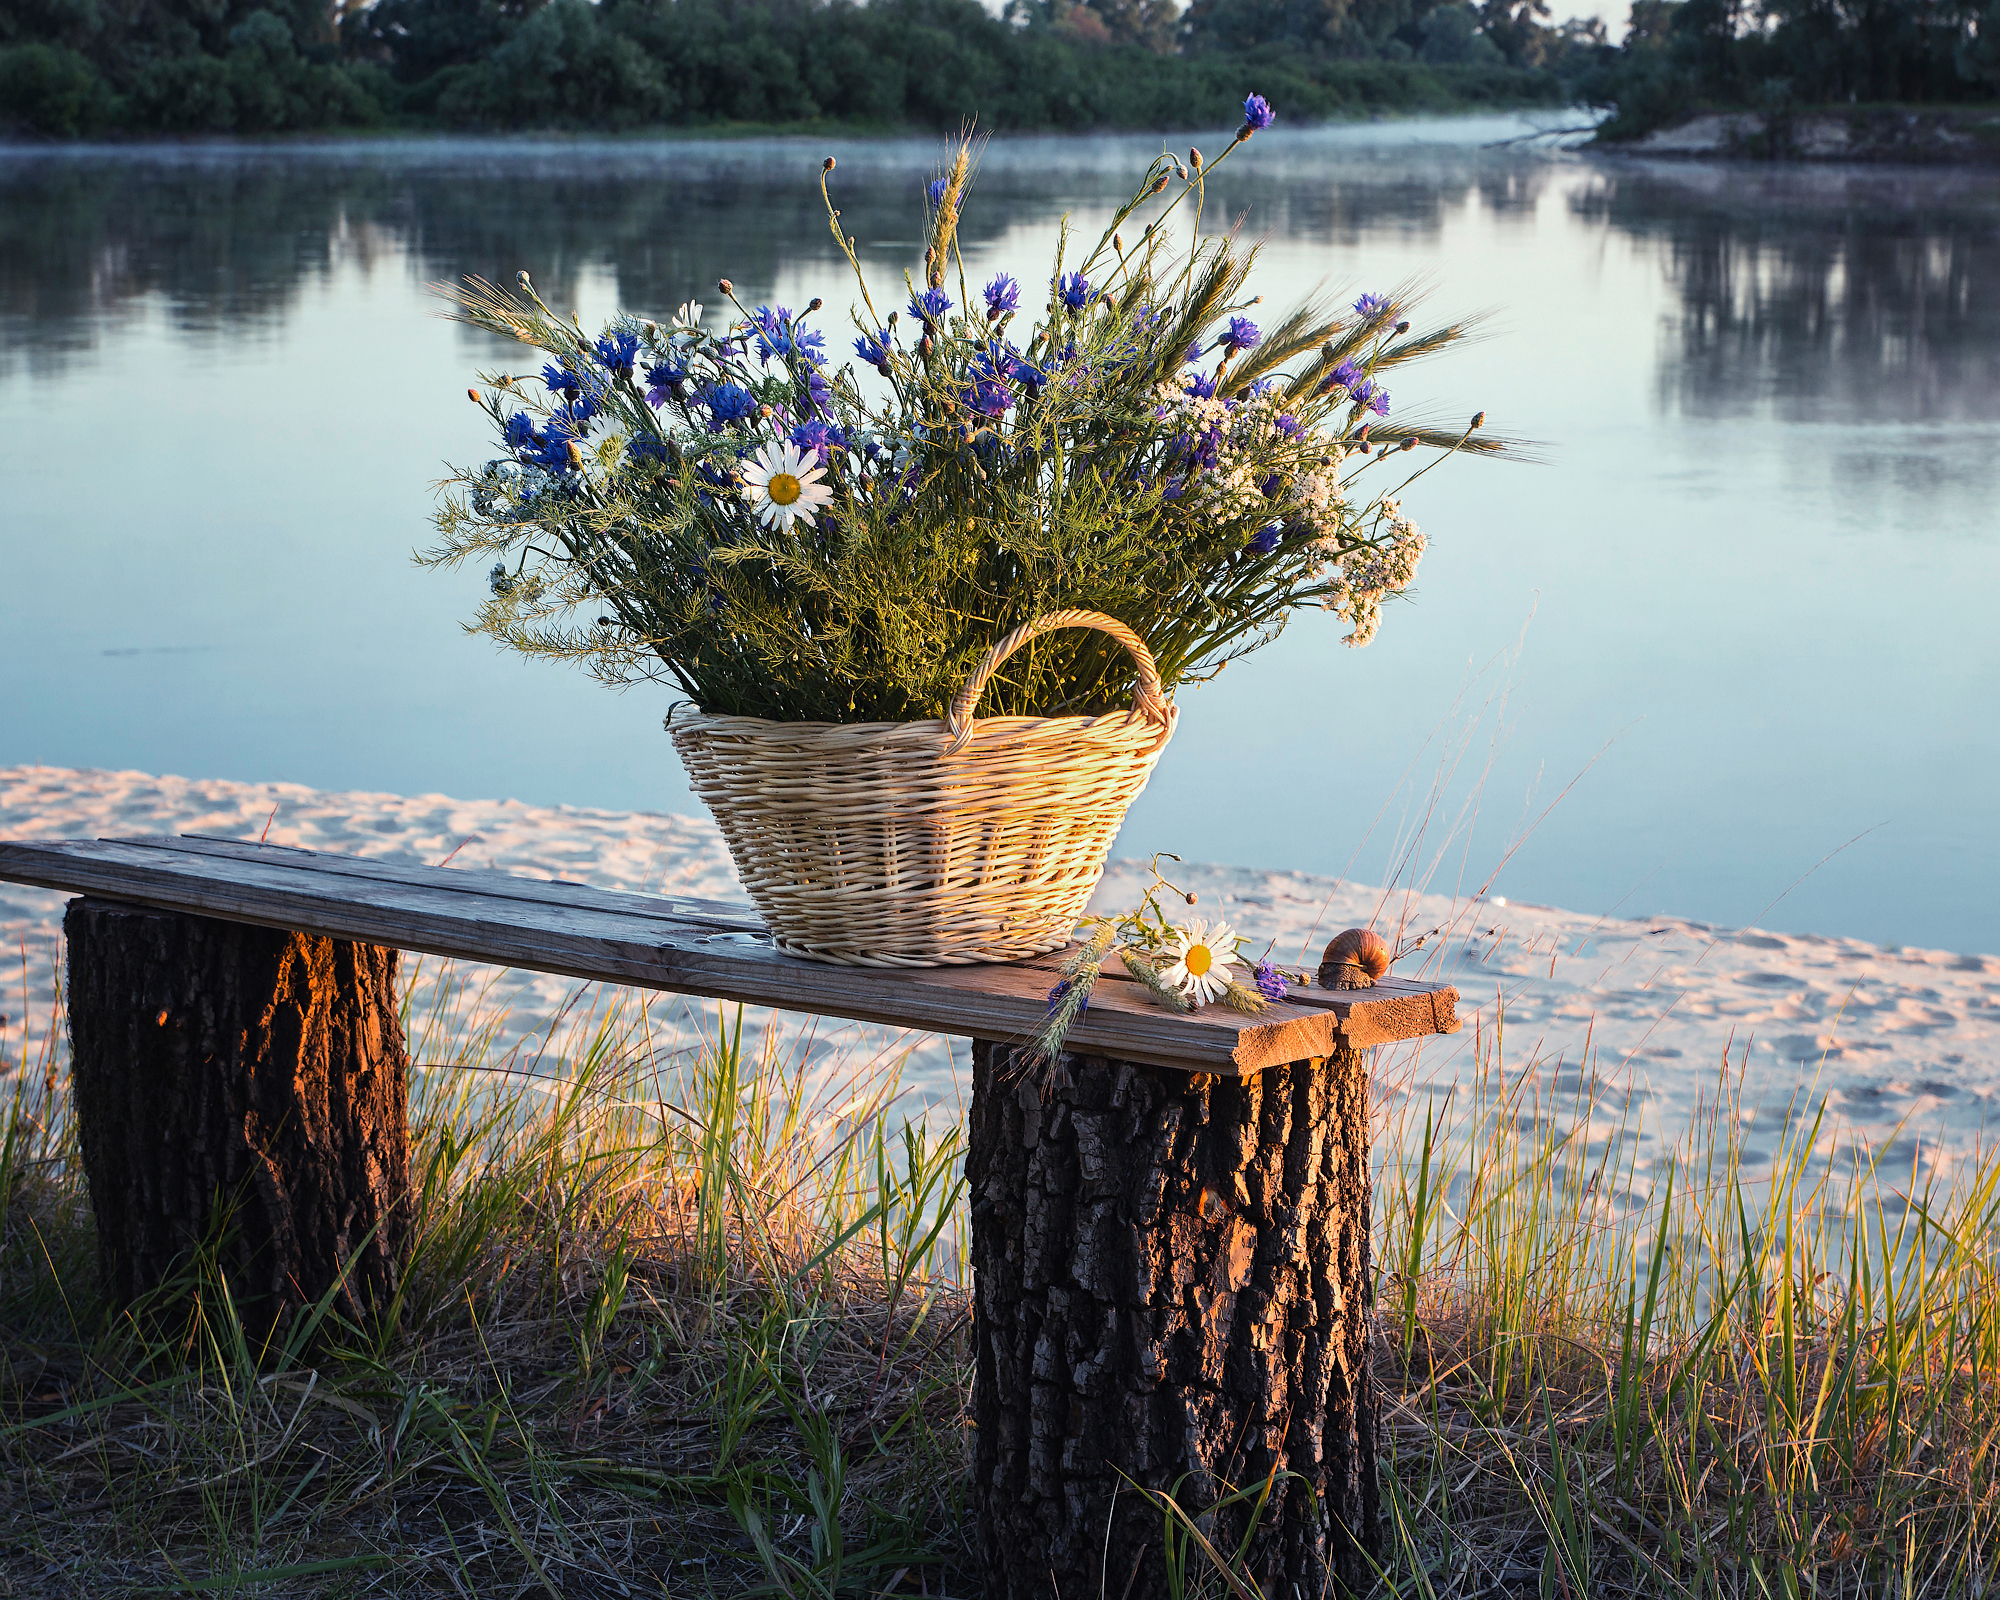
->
[3, 120, 1996, 952]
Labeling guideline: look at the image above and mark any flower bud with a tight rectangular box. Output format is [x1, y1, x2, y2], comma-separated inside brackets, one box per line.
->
[1400, 436, 1417, 452]
[1471, 410, 1486, 430]
[466, 388, 480, 402]
[822, 155, 836, 171]
[566, 440, 583, 467]
[807, 297, 823, 312]
[1189, 147, 1203, 170]
[517, 270, 533, 289]
[1394, 320, 1410, 335]
[717, 278, 733, 295]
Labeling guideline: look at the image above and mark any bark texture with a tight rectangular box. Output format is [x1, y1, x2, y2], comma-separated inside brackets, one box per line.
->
[64, 898, 411, 1343]
[969, 1040, 1378, 1600]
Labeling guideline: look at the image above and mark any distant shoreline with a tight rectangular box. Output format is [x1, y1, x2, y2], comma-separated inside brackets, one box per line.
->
[1599, 105, 2000, 166]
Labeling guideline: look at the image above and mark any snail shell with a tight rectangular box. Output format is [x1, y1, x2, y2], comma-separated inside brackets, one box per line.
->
[1318, 928, 1391, 990]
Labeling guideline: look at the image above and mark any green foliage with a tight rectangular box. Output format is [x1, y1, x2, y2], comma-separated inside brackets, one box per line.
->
[0, 0, 1568, 137]
[0, 41, 121, 134]
[1583, 0, 1999, 136]
[426, 127, 1499, 722]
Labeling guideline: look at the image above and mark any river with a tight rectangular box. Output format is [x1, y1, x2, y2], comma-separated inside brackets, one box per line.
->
[3, 116, 1996, 953]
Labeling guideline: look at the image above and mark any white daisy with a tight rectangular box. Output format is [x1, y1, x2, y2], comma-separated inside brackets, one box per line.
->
[672, 300, 704, 328]
[1160, 918, 1239, 1007]
[740, 441, 833, 531]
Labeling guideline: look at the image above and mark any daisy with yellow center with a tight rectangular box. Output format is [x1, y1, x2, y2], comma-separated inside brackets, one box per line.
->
[1160, 917, 1239, 1007]
[741, 441, 832, 531]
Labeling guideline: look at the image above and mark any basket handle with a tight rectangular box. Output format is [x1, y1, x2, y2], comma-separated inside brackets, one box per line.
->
[944, 610, 1172, 756]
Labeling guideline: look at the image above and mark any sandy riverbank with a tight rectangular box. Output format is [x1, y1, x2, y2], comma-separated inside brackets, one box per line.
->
[4, 764, 1996, 1178]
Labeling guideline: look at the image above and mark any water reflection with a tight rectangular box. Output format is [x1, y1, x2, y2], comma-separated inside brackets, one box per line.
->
[1570, 163, 2000, 427]
[0, 142, 1043, 376]
[4, 129, 1998, 951]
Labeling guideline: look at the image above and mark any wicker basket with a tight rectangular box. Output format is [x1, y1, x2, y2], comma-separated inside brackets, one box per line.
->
[669, 610, 1177, 967]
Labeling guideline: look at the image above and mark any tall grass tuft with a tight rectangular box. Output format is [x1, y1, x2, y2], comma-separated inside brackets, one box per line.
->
[1377, 1008, 2000, 1597]
[1, 961, 973, 1594]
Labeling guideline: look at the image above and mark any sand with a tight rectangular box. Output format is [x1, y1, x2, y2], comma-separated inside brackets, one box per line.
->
[5, 764, 1996, 1176]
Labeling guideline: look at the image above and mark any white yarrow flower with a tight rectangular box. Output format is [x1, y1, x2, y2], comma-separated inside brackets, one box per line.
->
[1160, 918, 1239, 1007]
[741, 441, 832, 531]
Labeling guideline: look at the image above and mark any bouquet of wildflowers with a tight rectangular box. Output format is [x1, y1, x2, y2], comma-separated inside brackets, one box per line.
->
[425, 94, 1501, 724]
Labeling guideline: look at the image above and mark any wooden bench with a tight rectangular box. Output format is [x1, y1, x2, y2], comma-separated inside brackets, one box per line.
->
[0, 831, 1461, 1599]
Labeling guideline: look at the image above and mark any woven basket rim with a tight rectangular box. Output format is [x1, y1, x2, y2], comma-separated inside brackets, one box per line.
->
[670, 703, 1178, 744]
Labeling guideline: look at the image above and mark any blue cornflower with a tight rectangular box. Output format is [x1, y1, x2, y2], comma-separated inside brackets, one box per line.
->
[1046, 979, 1088, 1017]
[594, 331, 640, 374]
[1187, 370, 1219, 401]
[1259, 473, 1283, 498]
[926, 176, 949, 207]
[700, 381, 758, 431]
[1275, 412, 1304, 438]
[1354, 292, 1391, 320]
[1221, 316, 1261, 355]
[526, 419, 583, 473]
[750, 305, 826, 367]
[790, 417, 848, 464]
[1057, 271, 1091, 311]
[1368, 386, 1391, 416]
[1184, 343, 1203, 366]
[908, 287, 953, 326]
[1246, 377, 1276, 399]
[502, 412, 538, 450]
[541, 362, 581, 397]
[854, 328, 893, 372]
[1243, 93, 1275, 131]
[803, 371, 832, 413]
[1351, 378, 1377, 409]
[625, 432, 669, 463]
[644, 360, 687, 406]
[983, 273, 1020, 316]
[1248, 523, 1282, 555]
[969, 378, 1013, 418]
[1327, 359, 1363, 393]
[1253, 959, 1287, 1000]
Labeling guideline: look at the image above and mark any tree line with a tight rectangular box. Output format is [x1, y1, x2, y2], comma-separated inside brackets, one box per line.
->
[2, 0, 1988, 141]
[0, 0, 1583, 136]
[1582, 0, 1998, 137]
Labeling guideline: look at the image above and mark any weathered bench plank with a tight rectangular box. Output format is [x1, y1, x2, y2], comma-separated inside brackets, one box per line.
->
[0, 837, 1459, 1073]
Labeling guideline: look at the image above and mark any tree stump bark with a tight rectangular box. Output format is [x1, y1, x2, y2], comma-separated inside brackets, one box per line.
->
[64, 898, 411, 1345]
[968, 1039, 1378, 1600]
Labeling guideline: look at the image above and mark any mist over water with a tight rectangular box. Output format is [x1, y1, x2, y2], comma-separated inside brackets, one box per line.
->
[3, 119, 1996, 953]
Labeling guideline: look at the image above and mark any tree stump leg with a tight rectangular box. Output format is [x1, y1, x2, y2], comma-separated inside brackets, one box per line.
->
[64, 898, 411, 1345]
[968, 1040, 1378, 1600]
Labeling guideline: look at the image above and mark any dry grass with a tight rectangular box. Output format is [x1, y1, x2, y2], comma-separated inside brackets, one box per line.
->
[3, 958, 1999, 1597]
[0, 968, 973, 1596]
